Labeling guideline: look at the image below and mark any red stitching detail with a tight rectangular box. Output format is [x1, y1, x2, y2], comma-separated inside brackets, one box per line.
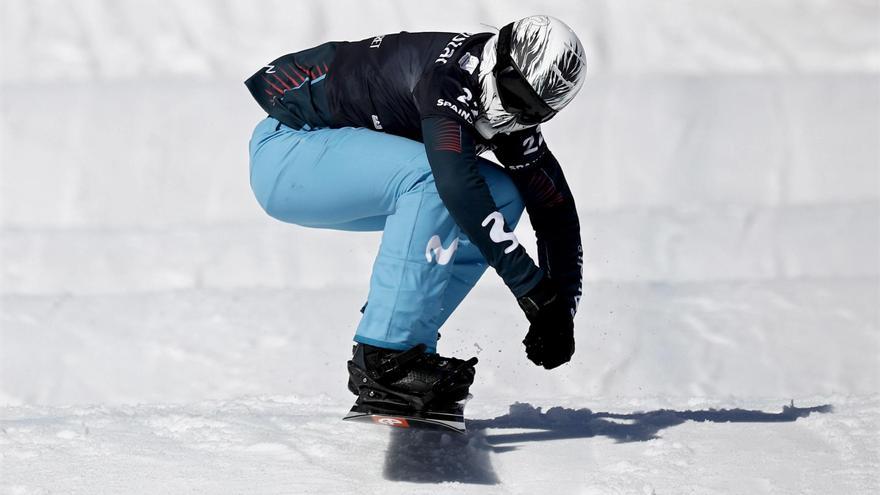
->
[273, 74, 291, 90]
[263, 76, 284, 94]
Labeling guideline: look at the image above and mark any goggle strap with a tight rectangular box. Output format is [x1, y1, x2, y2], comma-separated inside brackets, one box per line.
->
[496, 23, 514, 68]
[493, 22, 557, 124]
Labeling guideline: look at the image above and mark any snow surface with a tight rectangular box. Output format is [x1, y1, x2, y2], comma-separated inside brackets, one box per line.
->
[2, 396, 875, 494]
[1, 0, 879, 493]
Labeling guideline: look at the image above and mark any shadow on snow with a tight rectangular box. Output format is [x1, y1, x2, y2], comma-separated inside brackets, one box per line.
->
[382, 401, 832, 485]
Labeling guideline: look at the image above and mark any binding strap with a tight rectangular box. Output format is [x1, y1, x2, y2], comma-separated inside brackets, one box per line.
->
[375, 344, 428, 378]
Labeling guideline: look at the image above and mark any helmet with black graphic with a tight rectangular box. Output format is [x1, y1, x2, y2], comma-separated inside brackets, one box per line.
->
[477, 15, 587, 138]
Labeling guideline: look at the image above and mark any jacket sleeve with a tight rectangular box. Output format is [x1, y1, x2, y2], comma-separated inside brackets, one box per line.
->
[421, 115, 544, 298]
[495, 132, 583, 315]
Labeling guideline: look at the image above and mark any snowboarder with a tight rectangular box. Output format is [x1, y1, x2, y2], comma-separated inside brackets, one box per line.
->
[245, 15, 586, 416]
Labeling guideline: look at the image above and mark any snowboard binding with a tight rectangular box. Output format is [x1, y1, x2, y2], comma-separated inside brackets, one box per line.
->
[347, 343, 478, 411]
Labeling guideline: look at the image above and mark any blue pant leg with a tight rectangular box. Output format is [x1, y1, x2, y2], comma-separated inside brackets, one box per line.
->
[355, 160, 525, 352]
[250, 118, 455, 351]
[425, 160, 526, 331]
[249, 118, 423, 231]
[353, 166, 462, 352]
[248, 118, 525, 353]
[249, 118, 289, 215]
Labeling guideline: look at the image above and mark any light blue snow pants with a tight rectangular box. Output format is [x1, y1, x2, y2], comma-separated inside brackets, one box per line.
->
[249, 117, 524, 352]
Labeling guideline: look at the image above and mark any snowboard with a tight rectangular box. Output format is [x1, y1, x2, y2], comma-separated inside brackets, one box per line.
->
[343, 398, 469, 434]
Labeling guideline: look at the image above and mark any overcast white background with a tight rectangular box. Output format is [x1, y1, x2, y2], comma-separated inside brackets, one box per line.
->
[1, 1, 878, 493]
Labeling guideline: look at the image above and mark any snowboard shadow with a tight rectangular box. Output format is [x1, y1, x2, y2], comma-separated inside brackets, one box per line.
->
[383, 427, 500, 485]
[469, 401, 833, 448]
[382, 401, 832, 485]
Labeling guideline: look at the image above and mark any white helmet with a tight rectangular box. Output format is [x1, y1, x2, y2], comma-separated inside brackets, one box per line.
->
[477, 15, 587, 139]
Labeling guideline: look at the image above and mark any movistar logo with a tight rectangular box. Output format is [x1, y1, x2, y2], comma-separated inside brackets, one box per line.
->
[425, 235, 459, 265]
[481, 211, 519, 254]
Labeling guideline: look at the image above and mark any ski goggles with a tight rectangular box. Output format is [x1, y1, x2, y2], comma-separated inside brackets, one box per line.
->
[493, 23, 558, 126]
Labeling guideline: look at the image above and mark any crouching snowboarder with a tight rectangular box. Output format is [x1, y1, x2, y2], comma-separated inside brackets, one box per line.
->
[245, 15, 587, 427]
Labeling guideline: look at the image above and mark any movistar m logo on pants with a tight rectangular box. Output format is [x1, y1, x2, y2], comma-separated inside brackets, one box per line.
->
[481, 211, 519, 254]
[425, 235, 459, 265]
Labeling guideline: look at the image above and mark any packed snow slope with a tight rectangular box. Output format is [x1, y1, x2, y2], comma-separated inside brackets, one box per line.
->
[1, 0, 878, 493]
[2, 395, 875, 494]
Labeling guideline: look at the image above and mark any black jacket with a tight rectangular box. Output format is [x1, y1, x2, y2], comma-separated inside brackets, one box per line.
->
[246, 31, 582, 311]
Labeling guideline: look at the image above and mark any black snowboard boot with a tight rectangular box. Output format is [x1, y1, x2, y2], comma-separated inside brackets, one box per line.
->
[347, 343, 477, 410]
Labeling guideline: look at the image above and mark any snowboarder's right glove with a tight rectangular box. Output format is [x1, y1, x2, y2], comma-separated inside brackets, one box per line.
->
[517, 276, 575, 369]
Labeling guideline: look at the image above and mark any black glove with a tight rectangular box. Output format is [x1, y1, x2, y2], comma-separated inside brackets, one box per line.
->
[517, 276, 575, 369]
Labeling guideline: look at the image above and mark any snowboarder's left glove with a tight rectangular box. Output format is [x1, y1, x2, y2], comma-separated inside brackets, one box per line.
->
[517, 276, 575, 369]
